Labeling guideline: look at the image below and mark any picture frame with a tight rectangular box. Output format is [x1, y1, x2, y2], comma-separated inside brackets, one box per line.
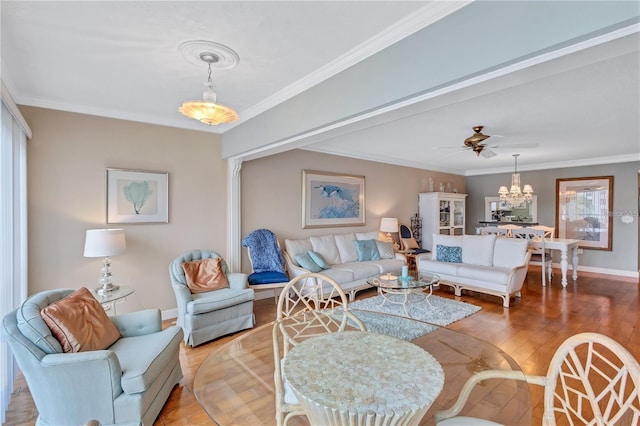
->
[106, 168, 169, 224]
[556, 176, 613, 250]
[302, 170, 365, 228]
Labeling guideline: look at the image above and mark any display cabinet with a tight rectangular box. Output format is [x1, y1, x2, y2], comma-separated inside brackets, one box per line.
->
[418, 192, 467, 251]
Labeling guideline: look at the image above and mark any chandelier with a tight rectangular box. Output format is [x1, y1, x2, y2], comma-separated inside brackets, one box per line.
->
[179, 42, 239, 126]
[498, 154, 534, 208]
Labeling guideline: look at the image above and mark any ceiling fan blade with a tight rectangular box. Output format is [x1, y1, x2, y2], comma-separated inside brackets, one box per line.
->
[441, 147, 469, 158]
[480, 147, 497, 158]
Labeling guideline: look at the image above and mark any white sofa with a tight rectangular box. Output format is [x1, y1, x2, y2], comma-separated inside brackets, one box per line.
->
[283, 231, 406, 301]
[417, 234, 531, 308]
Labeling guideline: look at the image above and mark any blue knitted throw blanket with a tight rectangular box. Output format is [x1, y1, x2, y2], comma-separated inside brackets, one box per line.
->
[241, 229, 286, 274]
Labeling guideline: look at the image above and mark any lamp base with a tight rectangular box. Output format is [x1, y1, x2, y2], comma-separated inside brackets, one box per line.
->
[96, 284, 120, 296]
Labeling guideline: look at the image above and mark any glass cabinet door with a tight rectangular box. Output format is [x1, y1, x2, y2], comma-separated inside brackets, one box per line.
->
[453, 200, 465, 227]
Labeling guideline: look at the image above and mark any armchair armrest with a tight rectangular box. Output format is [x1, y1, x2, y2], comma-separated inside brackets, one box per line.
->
[41, 350, 123, 400]
[434, 369, 545, 423]
[110, 309, 162, 337]
[228, 272, 248, 290]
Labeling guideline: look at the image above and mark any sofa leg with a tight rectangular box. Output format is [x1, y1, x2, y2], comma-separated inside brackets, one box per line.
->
[502, 297, 510, 308]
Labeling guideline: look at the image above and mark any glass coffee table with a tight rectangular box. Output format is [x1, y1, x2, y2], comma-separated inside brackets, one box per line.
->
[366, 271, 440, 317]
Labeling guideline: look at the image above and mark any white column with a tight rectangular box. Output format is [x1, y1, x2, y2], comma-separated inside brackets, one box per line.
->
[227, 157, 243, 271]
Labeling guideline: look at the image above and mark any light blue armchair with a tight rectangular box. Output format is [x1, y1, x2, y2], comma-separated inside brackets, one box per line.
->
[169, 249, 255, 347]
[2, 288, 183, 426]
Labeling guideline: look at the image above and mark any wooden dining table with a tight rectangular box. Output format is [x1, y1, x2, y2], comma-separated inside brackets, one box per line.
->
[527, 238, 580, 287]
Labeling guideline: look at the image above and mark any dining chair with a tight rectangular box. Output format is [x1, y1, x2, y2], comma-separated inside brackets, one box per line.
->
[476, 226, 509, 237]
[435, 332, 640, 426]
[272, 273, 366, 426]
[512, 227, 552, 286]
[530, 225, 555, 282]
[242, 228, 290, 302]
[497, 224, 523, 237]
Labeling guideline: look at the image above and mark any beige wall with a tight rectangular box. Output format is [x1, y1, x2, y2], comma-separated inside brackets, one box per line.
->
[240, 149, 465, 273]
[21, 106, 227, 313]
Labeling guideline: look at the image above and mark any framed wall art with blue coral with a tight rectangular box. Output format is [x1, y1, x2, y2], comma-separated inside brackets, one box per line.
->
[106, 168, 169, 224]
[302, 170, 365, 229]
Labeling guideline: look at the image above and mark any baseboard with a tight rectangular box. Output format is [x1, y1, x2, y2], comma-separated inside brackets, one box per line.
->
[254, 289, 277, 300]
[161, 308, 177, 321]
[529, 262, 640, 279]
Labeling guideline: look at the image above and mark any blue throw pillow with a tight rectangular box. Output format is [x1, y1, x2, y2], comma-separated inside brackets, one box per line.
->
[294, 252, 323, 272]
[308, 251, 330, 269]
[436, 245, 462, 263]
[353, 240, 381, 262]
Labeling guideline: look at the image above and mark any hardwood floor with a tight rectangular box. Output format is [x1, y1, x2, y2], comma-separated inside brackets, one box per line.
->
[4, 267, 638, 425]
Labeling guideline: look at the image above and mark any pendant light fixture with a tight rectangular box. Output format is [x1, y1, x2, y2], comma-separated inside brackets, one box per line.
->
[178, 41, 239, 126]
[498, 154, 534, 208]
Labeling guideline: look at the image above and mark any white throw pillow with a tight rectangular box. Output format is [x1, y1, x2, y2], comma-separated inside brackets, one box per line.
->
[493, 238, 529, 268]
[462, 235, 496, 266]
[334, 233, 358, 263]
[284, 238, 313, 266]
[309, 235, 341, 265]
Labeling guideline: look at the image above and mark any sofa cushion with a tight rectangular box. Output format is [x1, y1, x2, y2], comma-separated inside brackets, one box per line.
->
[462, 235, 496, 266]
[493, 238, 529, 269]
[110, 326, 182, 394]
[40, 287, 121, 353]
[187, 288, 255, 315]
[353, 240, 381, 261]
[433, 234, 463, 259]
[419, 259, 461, 276]
[435, 245, 462, 263]
[294, 252, 324, 272]
[312, 267, 354, 284]
[375, 241, 395, 259]
[308, 251, 331, 269]
[333, 261, 381, 280]
[248, 271, 289, 285]
[334, 233, 358, 263]
[247, 271, 289, 285]
[182, 258, 229, 293]
[457, 264, 513, 287]
[356, 231, 379, 241]
[370, 258, 406, 273]
[284, 238, 313, 266]
[310, 235, 341, 265]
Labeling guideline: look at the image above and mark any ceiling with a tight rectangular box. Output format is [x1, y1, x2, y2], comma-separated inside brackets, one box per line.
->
[2, 1, 639, 176]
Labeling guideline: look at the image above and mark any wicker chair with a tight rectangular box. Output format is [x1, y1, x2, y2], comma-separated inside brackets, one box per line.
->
[435, 332, 640, 425]
[512, 227, 552, 286]
[272, 273, 366, 426]
[476, 226, 509, 237]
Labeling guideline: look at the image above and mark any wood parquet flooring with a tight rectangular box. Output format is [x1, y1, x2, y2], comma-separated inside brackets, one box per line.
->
[4, 267, 639, 425]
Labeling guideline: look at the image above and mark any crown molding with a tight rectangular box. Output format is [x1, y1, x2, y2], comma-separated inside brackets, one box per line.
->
[464, 154, 640, 176]
[227, 1, 472, 130]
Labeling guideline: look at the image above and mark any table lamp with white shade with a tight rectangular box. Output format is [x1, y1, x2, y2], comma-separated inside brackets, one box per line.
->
[379, 217, 399, 249]
[84, 229, 126, 295]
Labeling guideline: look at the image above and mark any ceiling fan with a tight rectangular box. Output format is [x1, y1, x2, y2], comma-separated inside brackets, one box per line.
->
[435, 125, 539, 158]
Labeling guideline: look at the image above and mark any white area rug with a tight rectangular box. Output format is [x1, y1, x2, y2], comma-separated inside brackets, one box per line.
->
[348, 294, 481, 341]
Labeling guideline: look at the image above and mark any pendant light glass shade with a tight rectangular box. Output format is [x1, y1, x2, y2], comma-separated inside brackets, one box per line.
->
[498, 154, 534, 208]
